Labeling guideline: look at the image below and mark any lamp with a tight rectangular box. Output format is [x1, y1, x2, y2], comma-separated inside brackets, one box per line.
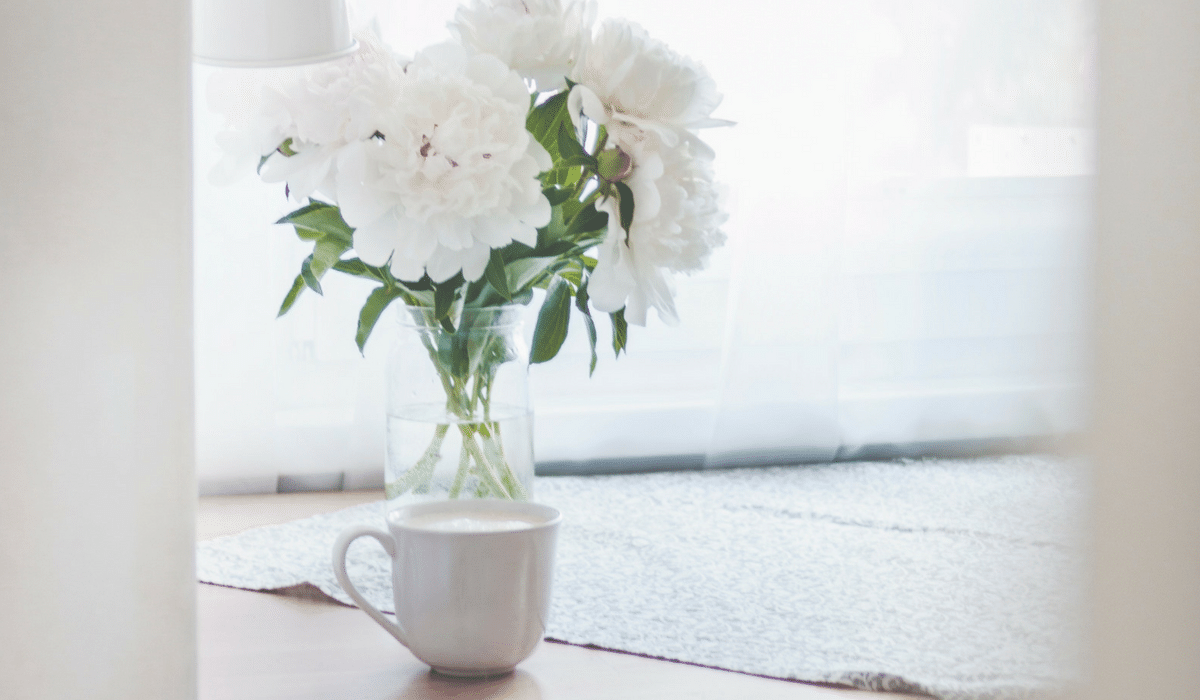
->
[193, 0, 358, 67]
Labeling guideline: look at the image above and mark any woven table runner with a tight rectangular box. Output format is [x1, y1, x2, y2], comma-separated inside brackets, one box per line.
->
[197, 455, 1084, 699]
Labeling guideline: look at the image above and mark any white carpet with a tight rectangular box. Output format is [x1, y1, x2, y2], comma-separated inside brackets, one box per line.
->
[197, 455, 1084, 699]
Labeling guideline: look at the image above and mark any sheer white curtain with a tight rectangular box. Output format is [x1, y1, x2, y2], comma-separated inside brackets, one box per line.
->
[193, 0, 1093, 494]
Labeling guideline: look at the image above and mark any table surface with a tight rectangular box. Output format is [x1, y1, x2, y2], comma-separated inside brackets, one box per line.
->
[198, 490, 925, 700]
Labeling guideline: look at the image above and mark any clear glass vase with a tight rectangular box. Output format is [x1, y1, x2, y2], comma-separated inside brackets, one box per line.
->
[384, 305, 534, 514]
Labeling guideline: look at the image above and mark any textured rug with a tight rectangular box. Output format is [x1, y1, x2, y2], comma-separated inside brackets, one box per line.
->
[197, 455, 1084, 699]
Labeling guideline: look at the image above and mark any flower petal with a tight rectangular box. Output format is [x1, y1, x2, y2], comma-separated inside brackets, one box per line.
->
[389, 252, 426, 282]
[352, 210, 401, 267]
[586, 199, 636, 313]
[518, 192, 552, 229]
[569, 84, 609, 132]
[459, 242, 491, 282]
[334, 143, 392, 228]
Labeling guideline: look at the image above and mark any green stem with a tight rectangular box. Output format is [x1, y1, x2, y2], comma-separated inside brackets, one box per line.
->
[563, 177, 602, 236]
[419, 332, 469, 417]
[459, 423, 511, 498]
[384, 423, 450, 499]
[393, 310, 529, 501]
[592, 131, 609, 156]
[448, 443, 472, 499]
[478, 421, 528, 500]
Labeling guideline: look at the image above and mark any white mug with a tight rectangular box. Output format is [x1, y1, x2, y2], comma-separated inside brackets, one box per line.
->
[332, 500, 561, 677]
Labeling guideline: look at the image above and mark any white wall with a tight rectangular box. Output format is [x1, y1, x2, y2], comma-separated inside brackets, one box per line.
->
[0, 1, 196, 699]
[1087, 1, 1200, 698]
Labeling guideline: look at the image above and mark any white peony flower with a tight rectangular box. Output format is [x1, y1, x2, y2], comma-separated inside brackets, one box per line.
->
[588, 131, 727, 325]
[566, 24, 730, 326]
[206, 66, 304, 186]
[258, 33, 406, 203]
[449, 0, 595, 92]
[208, 32, 405, 201]
[335, 42, 552, 283]
[571, 18, 731, 147]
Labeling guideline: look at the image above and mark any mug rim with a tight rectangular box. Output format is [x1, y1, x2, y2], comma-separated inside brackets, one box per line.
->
[387, 499, 562, 533]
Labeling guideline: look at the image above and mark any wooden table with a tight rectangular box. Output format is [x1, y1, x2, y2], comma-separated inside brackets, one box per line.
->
[198, 491, 923, 700]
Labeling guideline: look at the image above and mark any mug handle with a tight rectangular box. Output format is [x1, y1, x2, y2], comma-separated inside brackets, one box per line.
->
[332, 525, 408, 647]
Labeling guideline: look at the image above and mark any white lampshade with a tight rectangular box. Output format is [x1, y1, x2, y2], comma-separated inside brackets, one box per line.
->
[193, 0, 359, 67]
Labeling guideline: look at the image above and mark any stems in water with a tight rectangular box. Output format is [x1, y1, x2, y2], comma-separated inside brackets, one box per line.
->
[385, 309, 530, 502]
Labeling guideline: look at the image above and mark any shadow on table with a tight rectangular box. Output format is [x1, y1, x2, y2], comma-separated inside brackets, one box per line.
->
[397, 669, 541, 699]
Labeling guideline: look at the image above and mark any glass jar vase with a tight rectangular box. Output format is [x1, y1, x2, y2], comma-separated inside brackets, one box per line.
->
[384, 305, 534, 513]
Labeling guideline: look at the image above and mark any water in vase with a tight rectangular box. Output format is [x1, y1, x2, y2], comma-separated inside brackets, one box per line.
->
[385, 403, 534, 509]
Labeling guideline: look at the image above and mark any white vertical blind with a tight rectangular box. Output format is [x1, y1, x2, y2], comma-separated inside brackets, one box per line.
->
[194, 0, 1093, 494]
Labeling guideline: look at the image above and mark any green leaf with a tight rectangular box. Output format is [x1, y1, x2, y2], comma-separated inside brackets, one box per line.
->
[433, 276, 463, 331]
[537, 204, 571, 247]
[393, 280, 436, 309]
[276, 200, 328, 220]
[530, 276, 572, 364]
[294, 228, 324, 242]
[463, 275, 510, 308]
[556, 264, 583, 288]
[388, 271, 432, 291]
[566, 203, 609, 237]
[542, 186, 573, 207]
[557, 154, 598, 169]
[575, 282, 599, 376]
[484, 249, 512, 301]
[300, 255, 323, 295]
[614, 181, 635, 236]
[541, 160, 592, 186]
[310, 237, 350, 278]
[526, 90, 571, 159]
[611, 308, 628, 358]
[539, 240, 578, 258]
[277, 274, 306, 317]
[506, 256, 559, 294]
[498, 237, 537, 261]
[356, 286, 402, 354]
[332, 258, 384, 282]
[557, 122, 589, 160]
[276, 202, 354, 245]
[464, 323, 498, 378]
[438, 330, 471, 379]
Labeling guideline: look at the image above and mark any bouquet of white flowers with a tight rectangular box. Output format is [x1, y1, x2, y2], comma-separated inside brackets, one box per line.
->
[211, 0, 730, 502]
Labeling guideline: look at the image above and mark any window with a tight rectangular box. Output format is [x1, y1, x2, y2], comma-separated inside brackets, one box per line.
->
[193, 0, 1094, 494]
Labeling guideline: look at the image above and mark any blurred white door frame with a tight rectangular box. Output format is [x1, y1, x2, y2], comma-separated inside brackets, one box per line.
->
[0, 2, 196, 699]
[1086, 1, 1200, 698]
